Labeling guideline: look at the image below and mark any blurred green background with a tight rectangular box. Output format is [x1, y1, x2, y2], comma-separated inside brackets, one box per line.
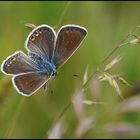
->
[1, 1, 140, 138]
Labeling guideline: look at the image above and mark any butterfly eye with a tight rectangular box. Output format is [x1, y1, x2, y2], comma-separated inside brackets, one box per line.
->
[51, 70, 57, 77]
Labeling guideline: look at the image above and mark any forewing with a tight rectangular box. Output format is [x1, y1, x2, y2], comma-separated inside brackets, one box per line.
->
[25, 24, 56, 61]
[13, 72, 50, 96]
[53, 25, 88, 68]
[1, 51, 38, 75]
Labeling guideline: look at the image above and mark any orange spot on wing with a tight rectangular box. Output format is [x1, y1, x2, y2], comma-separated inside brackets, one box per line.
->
[35, 33, 39, 37]
[39, 31, 42, 34]
[12, 57, 16, 62]
[31, 37, 35, 41]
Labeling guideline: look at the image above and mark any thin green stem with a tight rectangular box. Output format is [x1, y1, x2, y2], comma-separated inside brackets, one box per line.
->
[55, 101, 72, 123]
[82, 36, 130, 90]
[57, 1, 71, 27]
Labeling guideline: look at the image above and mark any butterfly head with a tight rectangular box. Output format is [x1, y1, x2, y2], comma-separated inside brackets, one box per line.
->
[51, 68, 57, 77]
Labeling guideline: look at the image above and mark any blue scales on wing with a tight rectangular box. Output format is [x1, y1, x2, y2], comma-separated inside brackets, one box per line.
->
[25, 25, 56, 62]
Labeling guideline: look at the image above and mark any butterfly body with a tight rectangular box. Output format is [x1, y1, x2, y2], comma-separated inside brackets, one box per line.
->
[29, 53, 56, 76]
[1, 24, 88, 96]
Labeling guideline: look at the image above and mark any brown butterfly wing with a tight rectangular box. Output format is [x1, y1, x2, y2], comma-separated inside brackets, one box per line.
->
[1, 51, 37, 75]
[25, 25, 56, 61]
[53, 25, 88, 68]
[13, 72, 50, 96]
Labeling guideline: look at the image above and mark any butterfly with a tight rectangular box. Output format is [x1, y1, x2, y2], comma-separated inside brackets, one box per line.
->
[1, 24, 88, 96]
